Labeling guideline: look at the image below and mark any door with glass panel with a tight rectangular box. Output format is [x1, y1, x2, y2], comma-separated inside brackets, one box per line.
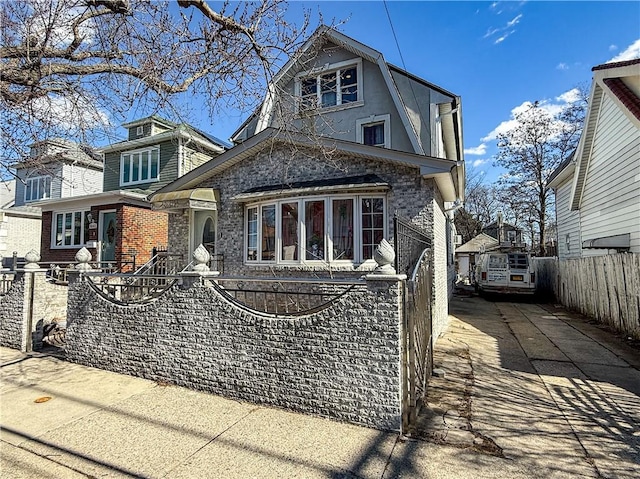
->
[100, 211, 117, 262]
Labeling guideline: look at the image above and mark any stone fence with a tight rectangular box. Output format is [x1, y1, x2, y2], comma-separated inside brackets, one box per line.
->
[0, 268, 68, 351]
[65, 269, 407, 431]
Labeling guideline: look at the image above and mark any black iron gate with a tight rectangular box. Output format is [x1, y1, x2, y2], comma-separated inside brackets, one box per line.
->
[394, 215, 434, 433]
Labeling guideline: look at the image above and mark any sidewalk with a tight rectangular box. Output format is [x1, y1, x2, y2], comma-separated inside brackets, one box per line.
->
[2, 295, 639, 478]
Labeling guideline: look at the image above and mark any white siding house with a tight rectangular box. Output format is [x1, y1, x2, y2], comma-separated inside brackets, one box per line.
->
[550, 58, 640, 257]
[548, 159, 582, 260]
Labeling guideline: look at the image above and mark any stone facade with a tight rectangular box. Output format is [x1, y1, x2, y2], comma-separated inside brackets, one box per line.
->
[168, 145, 438, 279]
[65, 272, 405, 431]
[0, 269, 66, 351]
[0, 272, 26, 350]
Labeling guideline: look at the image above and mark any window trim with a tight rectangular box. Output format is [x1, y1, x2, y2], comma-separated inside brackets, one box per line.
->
[24, 174, 52, 203]
[244, 192, 386, 266]
[356, 114, 391, 148]
[51, 209, 91, 249]
[119, 145, 160, 186]
[294, 58, 363, 113]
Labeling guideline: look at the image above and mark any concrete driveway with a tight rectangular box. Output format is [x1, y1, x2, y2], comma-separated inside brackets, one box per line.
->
[415, 293, 640, 479]
[1, 293, 639, 478]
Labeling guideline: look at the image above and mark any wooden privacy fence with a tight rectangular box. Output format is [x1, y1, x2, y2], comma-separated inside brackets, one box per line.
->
[538, 254, 640, 339]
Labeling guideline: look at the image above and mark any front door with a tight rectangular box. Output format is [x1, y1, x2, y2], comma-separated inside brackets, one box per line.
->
[100, 211, 117, 262]
[192, 210, 216, 257]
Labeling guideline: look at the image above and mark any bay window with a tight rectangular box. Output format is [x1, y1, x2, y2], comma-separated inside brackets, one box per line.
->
[121, 146, 160, 185]
[245, 194, 385, 265]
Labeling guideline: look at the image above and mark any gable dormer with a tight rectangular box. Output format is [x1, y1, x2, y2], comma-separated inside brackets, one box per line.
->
[123, 116, 176, 141]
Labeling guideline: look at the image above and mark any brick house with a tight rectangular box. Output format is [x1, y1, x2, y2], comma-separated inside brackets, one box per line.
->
[150, 26, 465, 335]
[35, 116, 228, 267]
[1, 139, 103, 264]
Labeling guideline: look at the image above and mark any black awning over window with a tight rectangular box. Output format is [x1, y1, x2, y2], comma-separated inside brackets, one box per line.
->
[232, 174, 390, 202]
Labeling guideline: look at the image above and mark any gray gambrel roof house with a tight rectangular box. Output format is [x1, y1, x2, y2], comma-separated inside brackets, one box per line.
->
[152, 25, 464, 203]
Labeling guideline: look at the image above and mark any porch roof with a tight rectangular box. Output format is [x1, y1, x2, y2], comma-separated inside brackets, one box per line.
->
[150, 188, 219, 213]
[231, 174, 390, 202]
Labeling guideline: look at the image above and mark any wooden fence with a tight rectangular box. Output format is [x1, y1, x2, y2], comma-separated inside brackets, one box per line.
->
[535, 254, 640, 340]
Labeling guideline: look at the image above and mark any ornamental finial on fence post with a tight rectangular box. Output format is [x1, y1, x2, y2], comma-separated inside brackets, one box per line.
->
[192, 244, 210, 272]
[23, 249, 41, 270]
[74, 247, 93, 272]
[373, 239, 397, 274]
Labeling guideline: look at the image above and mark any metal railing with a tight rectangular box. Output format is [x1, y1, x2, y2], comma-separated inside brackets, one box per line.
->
[402, 248, 434, 433]
[4, 251, 136, 277]
[394, 214, 432, 276]
[134, 249, 185, 276]
[210, 277, 363, 316]
[0, 272, 15, 296]
[84, 273, 179, 305]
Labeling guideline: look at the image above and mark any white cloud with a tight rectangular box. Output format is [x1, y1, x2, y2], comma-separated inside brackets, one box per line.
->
[481, 90, 581, 143]
[507, 14, 522, 27]
[556, 88, 581, 104]
[464, 144, 487, 155]
[30, 95, 110, 131]
[556, 63, 569, 71]
[608, 39, 640, 62]
[484, 27, 500, 39]
[609, 44, 618, 52]
[472, 159, 489, 168]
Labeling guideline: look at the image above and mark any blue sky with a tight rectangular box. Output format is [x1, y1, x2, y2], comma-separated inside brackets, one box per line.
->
[185, 1, 640, 184]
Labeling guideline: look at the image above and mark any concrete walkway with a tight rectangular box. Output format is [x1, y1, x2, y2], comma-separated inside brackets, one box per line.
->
[2, 295, 639, 478]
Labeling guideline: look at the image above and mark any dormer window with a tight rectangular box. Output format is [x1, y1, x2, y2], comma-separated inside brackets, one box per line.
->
[296, 59, 362, 112]
[136, 125, 144, 136]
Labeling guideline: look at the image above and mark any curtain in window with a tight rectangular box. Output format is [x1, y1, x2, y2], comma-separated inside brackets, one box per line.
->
[281, 203, 298, 260]
[262, 205, 276, 261]
[332, 199, 353, 260]
[247, 207, 258, 261]
[305, 200, 325, 260]
[363, 124, 384, 146]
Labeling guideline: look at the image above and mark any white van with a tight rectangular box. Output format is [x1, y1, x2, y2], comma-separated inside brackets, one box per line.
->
[474, 251, 536, 296]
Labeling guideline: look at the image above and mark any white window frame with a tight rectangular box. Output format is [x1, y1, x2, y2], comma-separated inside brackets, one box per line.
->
[120, 145, 160, 186]
[244, 193, 386, 266]
[51, 210, 90, 248]
[294, 58, 363, 113]
[136, 125, 144, 136]
[24, 174, 51, 202]
[356, 114, 391, 148]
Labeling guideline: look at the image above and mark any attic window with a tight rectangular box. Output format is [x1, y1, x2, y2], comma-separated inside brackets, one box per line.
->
[136, 126, 143, 136]
[297, 59, 362, 112]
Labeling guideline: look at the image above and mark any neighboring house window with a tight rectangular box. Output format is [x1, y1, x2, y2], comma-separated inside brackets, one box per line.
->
[245, 194, 385, 265]
[120, 146, 160, 185]
[296, 59, 362, 112]
[24, 175, 51, 202]
[52, 211, 90, 247]
[356, 115, 391, 148]
[507, 230, 517, 242]
[136, 126, 144, 136]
